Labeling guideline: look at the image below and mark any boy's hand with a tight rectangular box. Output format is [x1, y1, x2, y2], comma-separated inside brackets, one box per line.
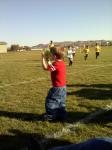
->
[41, 49, 45, 57]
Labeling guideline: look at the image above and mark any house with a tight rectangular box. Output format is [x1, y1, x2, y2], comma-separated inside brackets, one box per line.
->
[0, 42, 7, 53]
[31, 48, 42, 51]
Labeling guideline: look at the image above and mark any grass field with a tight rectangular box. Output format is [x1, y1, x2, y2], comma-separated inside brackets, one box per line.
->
[0, 46, 112, 150]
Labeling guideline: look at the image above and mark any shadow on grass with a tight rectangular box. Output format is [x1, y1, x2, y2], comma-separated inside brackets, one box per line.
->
[67, 109, 112, 124]
[66, 111, 89, 123]
[68, 88, 112, 100]
[0, 111, 43, 121]
[67, 84, 112, 100]
[0, 110, 89, 123]
[0, 129, 72, 150]
[67, 83, 112, 89]
[90, 110, 112, 125]
[0, 109, 111, 124]
[0, 111, 111, 150]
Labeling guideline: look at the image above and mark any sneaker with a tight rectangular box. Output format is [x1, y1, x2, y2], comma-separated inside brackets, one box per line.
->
[43, 113, 53, 121]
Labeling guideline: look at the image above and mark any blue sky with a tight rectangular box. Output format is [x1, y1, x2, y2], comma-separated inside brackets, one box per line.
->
[0, 0, 112, 46]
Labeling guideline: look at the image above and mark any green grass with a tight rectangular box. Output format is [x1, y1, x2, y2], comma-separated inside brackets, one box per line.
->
[0, 47, 112, 149]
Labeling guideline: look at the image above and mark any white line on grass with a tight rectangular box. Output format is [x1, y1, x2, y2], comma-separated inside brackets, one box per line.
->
[0, 77, 46, 88]
[0, 63, 112, 88]
[67, 63, 112, 75]
[41, 102, 112, 144]
[20, 102, 112, 149]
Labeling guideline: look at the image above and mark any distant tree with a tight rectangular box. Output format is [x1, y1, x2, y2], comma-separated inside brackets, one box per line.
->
[18, 46, 23, 51]
[24, 46, 31, 51]
[108, 41, 112, 46]
[9, 45, 20, 51]
[7, 47, 11, 52]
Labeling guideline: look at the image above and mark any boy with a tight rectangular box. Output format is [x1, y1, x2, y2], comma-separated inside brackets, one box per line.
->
[67, 46, 73, 66]
[83, 45, 90, 61]
[48, 40, 54, 49]
[42, 47, 67, 121]
[72, 46, 76, 57]
[95, 43, 101, 59]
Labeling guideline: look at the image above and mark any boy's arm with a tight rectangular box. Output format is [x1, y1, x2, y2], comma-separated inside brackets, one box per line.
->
[42, 51, 48, 70]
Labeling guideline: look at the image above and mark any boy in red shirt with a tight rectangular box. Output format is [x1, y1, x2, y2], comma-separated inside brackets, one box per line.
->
[42, 47, 67, 121]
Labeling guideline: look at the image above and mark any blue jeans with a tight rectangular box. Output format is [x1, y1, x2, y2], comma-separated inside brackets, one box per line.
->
[49, 138, 112, 150]
[45, 86, 66, 120]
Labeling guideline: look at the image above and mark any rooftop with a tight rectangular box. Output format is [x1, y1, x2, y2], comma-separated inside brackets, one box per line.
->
[0, 42, 7, 45]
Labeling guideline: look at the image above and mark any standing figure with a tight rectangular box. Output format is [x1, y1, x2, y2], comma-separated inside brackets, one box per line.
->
[48, 40, 55, 55]
[72, 46, 76, 57]
[83, 45, 89, 61]
[95, 43, 101, 59]
[42, 47, 67, 121]
[67, 46, 73, 66]
[48, 41, 54, 49]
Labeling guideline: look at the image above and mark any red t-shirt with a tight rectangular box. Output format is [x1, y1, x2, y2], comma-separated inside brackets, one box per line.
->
[48, 60, 66, 87]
